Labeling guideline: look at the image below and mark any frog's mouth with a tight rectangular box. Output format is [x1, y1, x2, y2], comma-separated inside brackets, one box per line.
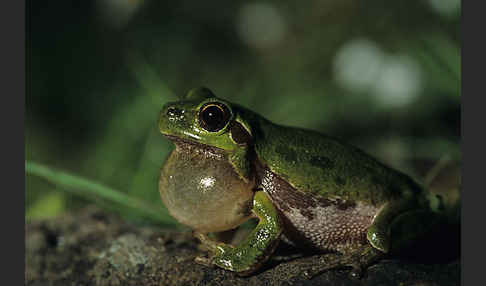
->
[164, 134, 200, 146]
[163, 134, 226, 155]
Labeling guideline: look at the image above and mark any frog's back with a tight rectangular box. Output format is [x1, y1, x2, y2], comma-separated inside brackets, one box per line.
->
[253, 119, 422, 205]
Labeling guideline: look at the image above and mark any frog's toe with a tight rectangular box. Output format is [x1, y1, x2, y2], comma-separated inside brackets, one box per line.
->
[194, 255, 214, 267]
[367, 227, 390, 253]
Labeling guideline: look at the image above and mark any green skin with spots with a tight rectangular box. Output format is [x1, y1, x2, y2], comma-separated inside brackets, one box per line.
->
[158, 87, 450, 275]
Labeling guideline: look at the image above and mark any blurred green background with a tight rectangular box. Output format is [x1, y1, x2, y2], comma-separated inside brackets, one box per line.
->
[25, 0, 460, 226]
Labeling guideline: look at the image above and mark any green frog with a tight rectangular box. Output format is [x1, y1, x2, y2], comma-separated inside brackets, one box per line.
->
[158, 87, 456, 276]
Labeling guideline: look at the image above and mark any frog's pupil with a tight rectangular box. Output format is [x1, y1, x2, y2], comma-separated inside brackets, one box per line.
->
[199, 103, 229, 132]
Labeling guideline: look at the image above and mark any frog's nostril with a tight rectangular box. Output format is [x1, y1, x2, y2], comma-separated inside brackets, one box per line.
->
[166, 106, 184, 118]
[167, 107, 177, 116]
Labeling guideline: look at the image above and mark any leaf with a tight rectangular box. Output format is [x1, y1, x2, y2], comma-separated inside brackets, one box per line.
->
[25, 161, 179, 227]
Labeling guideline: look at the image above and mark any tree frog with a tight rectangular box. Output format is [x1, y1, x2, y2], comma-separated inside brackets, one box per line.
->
[158, 87, 453, 276]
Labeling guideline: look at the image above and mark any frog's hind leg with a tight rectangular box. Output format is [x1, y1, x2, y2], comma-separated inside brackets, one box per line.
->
[385, 208, 455, 259]
[366, 198, 419, 253]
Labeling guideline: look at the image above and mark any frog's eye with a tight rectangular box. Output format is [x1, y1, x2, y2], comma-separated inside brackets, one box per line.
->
[198, 102, 231, 132]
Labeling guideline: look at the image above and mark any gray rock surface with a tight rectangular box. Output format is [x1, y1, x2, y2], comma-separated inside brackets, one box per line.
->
[26, 207, 460, 285]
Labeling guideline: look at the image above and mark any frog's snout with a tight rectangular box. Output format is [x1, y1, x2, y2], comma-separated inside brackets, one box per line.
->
[162, 104, 184, 120]
[160, 103, 187, 128]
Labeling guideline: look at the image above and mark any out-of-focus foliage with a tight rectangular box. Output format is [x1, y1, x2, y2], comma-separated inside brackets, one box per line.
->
[26, 0, 460, 225]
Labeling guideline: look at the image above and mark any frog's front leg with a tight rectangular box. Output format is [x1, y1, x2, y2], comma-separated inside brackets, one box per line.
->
[195, 191, 283, 275]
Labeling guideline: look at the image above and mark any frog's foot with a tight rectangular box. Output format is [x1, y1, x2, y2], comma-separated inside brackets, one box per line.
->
[194, 230, 278, 276]
[194, 232, 242, 271]
[194, 255, 214, 268]
[299, 245, 385, 280]
[194, 232, 232, 261]
[194, 231, 229, 253]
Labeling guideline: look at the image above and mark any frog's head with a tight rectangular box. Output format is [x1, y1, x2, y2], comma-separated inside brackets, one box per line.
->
[159, 88, 256, 232]
[159, 87, 253, 151]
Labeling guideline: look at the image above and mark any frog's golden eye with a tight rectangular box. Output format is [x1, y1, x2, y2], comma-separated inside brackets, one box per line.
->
[198, 102, 231, 132]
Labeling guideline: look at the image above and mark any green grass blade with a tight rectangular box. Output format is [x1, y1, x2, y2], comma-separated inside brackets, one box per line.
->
[25, 161, 177, 227]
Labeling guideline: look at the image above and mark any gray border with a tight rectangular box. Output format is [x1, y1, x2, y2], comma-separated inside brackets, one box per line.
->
[2, 0, 26, 283]
[462, 1, 475, 285]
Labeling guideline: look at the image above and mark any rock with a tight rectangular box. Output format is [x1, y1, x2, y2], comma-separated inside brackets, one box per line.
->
[26, 207, 460, 286]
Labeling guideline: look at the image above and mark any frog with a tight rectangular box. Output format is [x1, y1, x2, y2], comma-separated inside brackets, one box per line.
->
[158, 87, 456, 277]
